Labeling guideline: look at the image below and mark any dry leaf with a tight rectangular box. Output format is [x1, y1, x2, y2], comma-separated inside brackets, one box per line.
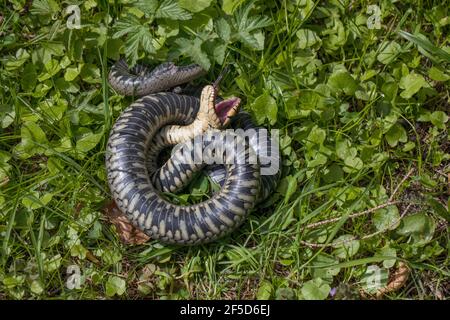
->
[103, 201, 150, 245]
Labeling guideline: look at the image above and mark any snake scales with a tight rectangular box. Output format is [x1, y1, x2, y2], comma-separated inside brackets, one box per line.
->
[106, 60, 279, 245]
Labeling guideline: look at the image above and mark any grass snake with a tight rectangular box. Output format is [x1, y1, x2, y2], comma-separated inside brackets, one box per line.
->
[106, 60, 279, 245]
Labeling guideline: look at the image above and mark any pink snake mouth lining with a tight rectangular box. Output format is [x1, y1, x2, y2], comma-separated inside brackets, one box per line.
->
[214, 97, 241, 124]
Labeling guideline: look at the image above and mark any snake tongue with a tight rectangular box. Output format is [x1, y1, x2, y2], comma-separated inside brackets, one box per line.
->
[215, 97, 241, 126]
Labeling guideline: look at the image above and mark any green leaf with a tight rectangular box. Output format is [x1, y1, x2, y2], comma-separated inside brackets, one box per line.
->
[76, 132, 103, 153]
[399, 73, 428, 99]
[385, 123, 407, 147]
[133, 0, 159, 16]
[156, 0, 192, 20]
[398, 31, 450, 63]
[21, 121, 48, 147]
[428, 66, 450, 81]
[6, 49, 30, 71]
[37, 59, 61, 82]
[105, 276, 126, 297]
[21, 63, 37, 92]
[30, 0, 60, 16]
[427, 198, 450, 222]
[256, 280, 273, 300]
[175, 37, 211, 70]
[215, 18, 231, 42]
[213, 43, 227, 64]
[377, 41, 402, 65]
[332, 235, 360, 259]
[231, 2, 271, 50]
[283, 175, 297, 203]
[396, 213, 436, 245]
[179, 0, 212, 12]
[335, 139, 362, 172]
[376, 246, 397, 268]
[373, 205, 400, 231]
[22, 192, 53, 210]
[275, 288, 295, 300]
[250, 92, 277, 125]
[30, 280, 44, 295]
[429, 111, 448, 130]
[327, 70, 357, 96]
[301, 278, 330, 300]
[113, 15, 156, 65]
[80, 64, 101, 84]
[222, 0, 246, 15]
[296, 29, 321, 49]
[64, 66, 80, 82]
[307, 126, 326, 145]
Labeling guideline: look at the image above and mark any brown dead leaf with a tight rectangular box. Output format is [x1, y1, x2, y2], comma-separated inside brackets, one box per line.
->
[375, 262, 410, 298]
[103, 201, 150, 245]
[359, 262, 410, 299]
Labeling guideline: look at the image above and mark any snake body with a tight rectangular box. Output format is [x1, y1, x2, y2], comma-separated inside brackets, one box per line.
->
[106, 60, 279, 245]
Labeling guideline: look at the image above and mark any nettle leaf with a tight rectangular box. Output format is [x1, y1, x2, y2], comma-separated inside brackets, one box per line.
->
[175, 38, 211, 70]
[250, 92, 277, 125]
[133, 0, 159, 16]
[156, 0, 192, 20]
[30, 0, 60, 16]
[231, 2, 271, 50]
[377, 41, 402, 65]
[113, 15, 156, 65]
[327, 70, 358, 96]
[301, 278, 330, 300]
[399, 73, 428, 99]
[296, 29, 321, 49]
[213, 43, 227, 64]
[215, 18, 231, 42]
[179, 0, 212, 12]
[105, 276, 126, 297]
[385, 123, 407, 147]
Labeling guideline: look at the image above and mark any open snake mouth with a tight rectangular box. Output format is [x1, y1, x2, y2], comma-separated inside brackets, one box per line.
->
[214, 97, 241, 126]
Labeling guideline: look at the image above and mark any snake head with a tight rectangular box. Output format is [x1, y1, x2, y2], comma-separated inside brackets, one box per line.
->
[200, 85, 240, 128]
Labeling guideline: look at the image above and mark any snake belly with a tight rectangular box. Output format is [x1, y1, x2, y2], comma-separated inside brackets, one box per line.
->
[106, 60, 278, 245]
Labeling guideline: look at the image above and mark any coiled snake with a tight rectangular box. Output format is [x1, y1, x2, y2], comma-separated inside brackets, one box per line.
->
[106, 60, 279, 245]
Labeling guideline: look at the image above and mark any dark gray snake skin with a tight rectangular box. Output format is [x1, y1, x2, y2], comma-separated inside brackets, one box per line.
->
[106, 60, 279, 245]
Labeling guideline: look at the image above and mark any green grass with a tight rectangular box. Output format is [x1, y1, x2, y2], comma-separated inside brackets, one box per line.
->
[0, 0, 449, 299]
